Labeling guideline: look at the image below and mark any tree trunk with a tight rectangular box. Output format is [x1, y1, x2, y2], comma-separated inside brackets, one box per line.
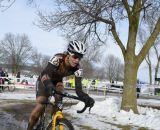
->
[121, 59, 138, 113]
[149, 64, 152, 85]
[12, 63, 18, 76]
[145, 54, 152, 85]
[154, 57, 160, 84]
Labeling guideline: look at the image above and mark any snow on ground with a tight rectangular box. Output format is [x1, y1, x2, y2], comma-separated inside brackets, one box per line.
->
[0, 92, 160, 130]
[0, 92, 36, 100]
[65, 97, 160, 130]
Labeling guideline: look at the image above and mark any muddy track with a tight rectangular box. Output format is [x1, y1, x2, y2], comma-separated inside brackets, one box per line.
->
[0, 99, 96, 130]
[0, 89, 155, 130]
[0, 100, 35, 130]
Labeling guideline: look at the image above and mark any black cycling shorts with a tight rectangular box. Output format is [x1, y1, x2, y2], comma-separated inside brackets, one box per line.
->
[36, 80, 55, 97]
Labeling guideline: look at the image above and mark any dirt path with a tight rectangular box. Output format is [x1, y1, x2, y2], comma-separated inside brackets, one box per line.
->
[0, 99, 95, 130]
[0, 89, 154, 130]
[0, 99, 35, 130]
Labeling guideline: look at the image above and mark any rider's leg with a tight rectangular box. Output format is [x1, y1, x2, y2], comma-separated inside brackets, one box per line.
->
[54, 82, 64, 111]
[27, 96, 47, 130]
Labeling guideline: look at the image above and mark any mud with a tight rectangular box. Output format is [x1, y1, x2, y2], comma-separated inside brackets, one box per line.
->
[0, 98, 151, 130]
[0, 100, 35, 130]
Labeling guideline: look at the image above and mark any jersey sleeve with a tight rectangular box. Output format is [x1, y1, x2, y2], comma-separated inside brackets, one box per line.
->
[39, 54, 63, 88]
[41, 55, 62, 78]
[74, 68, 89, 99]
[48, 55, 61, 67]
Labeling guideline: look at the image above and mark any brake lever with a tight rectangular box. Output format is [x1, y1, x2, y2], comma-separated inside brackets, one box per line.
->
[89, 107, 92, 113]
[89, 101, 95, 113]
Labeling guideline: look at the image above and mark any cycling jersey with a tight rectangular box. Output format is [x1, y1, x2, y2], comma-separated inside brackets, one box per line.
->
[36, 53, 86, 98]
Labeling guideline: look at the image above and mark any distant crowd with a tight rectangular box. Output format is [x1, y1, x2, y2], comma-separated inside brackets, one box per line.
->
[0, 67, 8, 92]
[0, 67, 21, 92]
[65, 76, 100, 90]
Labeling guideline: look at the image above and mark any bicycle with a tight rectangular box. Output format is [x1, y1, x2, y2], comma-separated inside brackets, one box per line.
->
[2, 84, 16, 92]
[0, 78, 15, 92]
[0, 77, 15, 92]
[35, 90, 94, 130]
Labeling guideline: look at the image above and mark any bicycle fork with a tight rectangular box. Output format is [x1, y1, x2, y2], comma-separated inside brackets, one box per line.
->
[52, 111, 64, 130]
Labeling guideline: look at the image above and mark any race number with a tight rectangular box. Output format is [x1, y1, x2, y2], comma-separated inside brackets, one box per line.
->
[49, 56, 60, 66]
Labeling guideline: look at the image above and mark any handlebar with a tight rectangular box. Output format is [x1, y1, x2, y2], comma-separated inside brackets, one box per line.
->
[53, 90, 94, 113]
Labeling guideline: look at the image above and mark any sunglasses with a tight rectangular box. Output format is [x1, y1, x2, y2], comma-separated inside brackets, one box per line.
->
[71, 55, 83, 60]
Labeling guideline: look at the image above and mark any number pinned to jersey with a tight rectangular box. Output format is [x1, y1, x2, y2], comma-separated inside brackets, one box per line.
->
[49, 56, 60, 66]
[74, 69, 83, 77]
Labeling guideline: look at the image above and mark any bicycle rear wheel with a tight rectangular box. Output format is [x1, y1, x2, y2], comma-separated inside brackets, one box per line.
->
[47, 118, 74, 130]
[8, 85, 15, 92]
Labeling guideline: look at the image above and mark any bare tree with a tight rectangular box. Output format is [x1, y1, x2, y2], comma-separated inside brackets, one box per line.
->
[36, 0, 160, 113]
[0, 33, 33, 74]
[103, 54, 123, 83]
[81, 40, 103, 78]
[147, 17, 160, 84]
[0, 0, 35, 11]
[80, 58, 94, 78]
[138, 29, 153, 84]
[115, 63, 124, 83]
[138, 18, 160, 85]
[0, 46, 3, 59]
[0, 0, 15, 11]
[31, 49, 50, 75]
[93, 67, 106, 80]
[153, 39, 160, 82]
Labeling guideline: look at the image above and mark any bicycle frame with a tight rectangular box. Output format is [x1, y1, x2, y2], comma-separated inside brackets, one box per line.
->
[39, 90, 94, 130]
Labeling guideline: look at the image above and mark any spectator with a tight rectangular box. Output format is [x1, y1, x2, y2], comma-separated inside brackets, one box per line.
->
[91, 79, 96, 86]
[83, 78, 89, 88]
[68, 77, 72, 88]
[0, 68, 5, 77]
[16, 71, 21, 82]
[70, 77, 75, 88]
[137, 79, 141, 98]
[95, 79, 100, 90]
[0, 68, 5, 92]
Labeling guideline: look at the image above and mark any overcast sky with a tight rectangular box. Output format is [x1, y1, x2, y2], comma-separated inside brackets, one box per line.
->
[0, 0, 153, 82]
[0, 0, 125, 56]
[0, 0, 66, 56]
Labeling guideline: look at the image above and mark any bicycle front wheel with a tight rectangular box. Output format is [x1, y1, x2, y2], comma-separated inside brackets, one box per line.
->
[47, 118, 74, 130]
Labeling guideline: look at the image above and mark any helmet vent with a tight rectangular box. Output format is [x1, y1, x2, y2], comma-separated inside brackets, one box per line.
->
[67, 40, 86, 55]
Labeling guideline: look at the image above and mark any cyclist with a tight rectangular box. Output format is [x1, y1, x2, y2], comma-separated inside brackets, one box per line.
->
[27, 40, 95, 130]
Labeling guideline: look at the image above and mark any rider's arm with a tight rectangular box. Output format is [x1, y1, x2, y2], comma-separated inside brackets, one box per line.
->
[40, 55, 61, 87]
[74, 69, 89, 100]
[74, 68, 95, 107]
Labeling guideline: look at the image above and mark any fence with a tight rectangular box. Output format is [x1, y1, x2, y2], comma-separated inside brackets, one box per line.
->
[0, 76, 36, 89]
[1, 77, 160, 98]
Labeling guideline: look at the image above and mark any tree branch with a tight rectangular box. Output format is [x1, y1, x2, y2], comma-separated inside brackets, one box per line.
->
[137, 18, 160, 64]
[111, 22, 126, 56]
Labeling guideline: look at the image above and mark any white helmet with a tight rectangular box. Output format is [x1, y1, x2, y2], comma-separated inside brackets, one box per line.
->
[67, 40, 86, 55]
